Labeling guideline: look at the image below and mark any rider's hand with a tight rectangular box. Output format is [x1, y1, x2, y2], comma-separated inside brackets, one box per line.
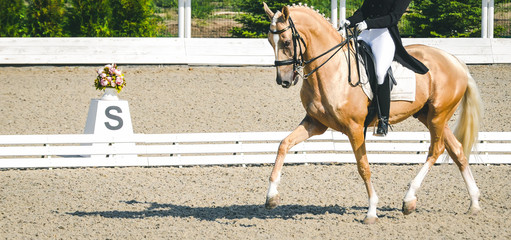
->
[356, 21, 368, 31]
[340, 19, 350, 28]
[338, 19, 350, 38]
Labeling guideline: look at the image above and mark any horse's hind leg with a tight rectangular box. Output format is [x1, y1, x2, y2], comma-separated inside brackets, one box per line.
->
[443, 127, 481, 214]
[265, 115, 327, 209]
[403, 112, 481, 215]
[402, 112, 448, 215]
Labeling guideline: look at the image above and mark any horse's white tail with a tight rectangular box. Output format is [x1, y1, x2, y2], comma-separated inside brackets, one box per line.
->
[454, 68, 483, 160]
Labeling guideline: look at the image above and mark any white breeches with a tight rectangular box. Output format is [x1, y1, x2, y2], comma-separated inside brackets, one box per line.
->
[358, 28, 395, 85]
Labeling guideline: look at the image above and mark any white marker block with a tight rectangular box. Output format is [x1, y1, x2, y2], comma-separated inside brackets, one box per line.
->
[84, 99, 133, 135]
[83, 99, 134, 158]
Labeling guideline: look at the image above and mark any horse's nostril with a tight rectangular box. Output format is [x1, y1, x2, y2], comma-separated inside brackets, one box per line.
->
[276, 76, 282, 85]
[281, 81, 291, 88]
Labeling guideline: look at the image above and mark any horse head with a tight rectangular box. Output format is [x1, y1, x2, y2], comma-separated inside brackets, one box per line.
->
[264, 3, 305, 88]
[263, 3, 347, 89]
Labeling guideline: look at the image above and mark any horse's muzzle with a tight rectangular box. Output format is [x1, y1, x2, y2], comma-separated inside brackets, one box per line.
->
[276, 71, 299, 88]
[276, 75, 283, 86]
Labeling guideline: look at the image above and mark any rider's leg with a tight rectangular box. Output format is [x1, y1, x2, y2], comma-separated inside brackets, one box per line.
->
[375, 75, 391, 136]
[359, 28, 395, 136]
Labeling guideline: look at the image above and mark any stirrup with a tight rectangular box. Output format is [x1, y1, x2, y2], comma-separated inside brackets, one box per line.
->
[373, 118, 390, 137]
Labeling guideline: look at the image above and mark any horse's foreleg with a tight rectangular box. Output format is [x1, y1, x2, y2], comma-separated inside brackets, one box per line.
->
[265, 115, 327, 209]
[348, 127, 379, 224]
[443, 127, 481, 214]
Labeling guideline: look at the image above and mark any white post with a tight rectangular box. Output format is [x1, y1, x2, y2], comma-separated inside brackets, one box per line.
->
[488, 0, 494, 38]
[178, 0, 184, 38]
[185, 0, 192, 38]
[339, 0, 346, 25]
[482, 0, 489, 38]
[331, 0, 338, 28]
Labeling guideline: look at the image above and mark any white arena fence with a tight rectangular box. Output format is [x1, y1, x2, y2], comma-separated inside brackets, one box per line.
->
[0, 131, 509, 169]
[0, 38, 510, 65]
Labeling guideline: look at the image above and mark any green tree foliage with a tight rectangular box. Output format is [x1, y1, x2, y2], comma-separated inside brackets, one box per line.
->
[406, 0, 481, 37]
[0, 0, 26, 37]
[67, 0, 159, 37]
[153, 0, 174, 8]
[231, 0, 504, 38]
[153, 0, 215, 18]
[1, 0, 160, 37]
[67, 0, 111, 36]
[26, 0, 66, 37]
[110, 0, 159, 37]
[230, 0, 332, 38]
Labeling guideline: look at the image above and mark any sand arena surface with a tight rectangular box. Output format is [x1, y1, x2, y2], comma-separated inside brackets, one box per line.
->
[0, 65, 511, 238]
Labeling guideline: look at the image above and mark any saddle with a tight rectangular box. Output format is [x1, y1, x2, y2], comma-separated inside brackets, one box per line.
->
[355, 40, 397, 129]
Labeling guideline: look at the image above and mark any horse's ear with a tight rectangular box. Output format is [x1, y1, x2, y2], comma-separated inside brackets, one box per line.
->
[282, 6, 290, 22]
[263, 2, 274, 20]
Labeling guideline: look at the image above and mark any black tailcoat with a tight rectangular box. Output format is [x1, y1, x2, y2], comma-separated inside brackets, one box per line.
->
[347, 0, 429, 74]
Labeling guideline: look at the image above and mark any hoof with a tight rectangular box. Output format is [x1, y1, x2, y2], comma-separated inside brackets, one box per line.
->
[467, 205, 482, 215]
[402, 198, 417, 215]
[265, 194, 280, 209]
[362, 216, 379, 224]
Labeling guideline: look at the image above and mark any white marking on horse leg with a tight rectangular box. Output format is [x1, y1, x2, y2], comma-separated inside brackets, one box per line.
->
[367, 185, 379, 219]
[461, 167, 481, 211]
[267, 171, 281, 199]
[404, 163, 431, 202]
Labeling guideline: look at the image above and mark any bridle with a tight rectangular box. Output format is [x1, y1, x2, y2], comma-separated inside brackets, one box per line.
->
[271, 17, 307, 79]
[270, 16, 362, 87]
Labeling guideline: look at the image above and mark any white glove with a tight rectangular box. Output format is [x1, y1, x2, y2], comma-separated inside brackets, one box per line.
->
[338, 19, 350, 37]
[356, 21, 368, 31]
[339, 19, 350, 28]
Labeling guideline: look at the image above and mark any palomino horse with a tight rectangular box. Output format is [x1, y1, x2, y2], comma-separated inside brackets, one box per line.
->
[263, 3, 482, 224]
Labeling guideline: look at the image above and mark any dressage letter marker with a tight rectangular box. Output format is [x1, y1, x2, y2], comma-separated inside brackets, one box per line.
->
[84, 99, 133, 135]
[83, 98, 134, 158]
[104, 106, 124, 130]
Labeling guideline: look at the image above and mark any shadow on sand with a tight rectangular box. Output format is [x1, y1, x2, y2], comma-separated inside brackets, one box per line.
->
[68, 200, 399, 223]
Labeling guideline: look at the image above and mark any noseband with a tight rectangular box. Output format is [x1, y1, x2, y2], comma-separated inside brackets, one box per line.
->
[270, 17, 361, 86]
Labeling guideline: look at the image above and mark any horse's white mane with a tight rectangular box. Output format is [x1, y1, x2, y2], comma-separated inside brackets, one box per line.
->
[288, 3, 336, 30]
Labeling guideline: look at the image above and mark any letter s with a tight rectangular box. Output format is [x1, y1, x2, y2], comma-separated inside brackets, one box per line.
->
[104, 106, 123, 130]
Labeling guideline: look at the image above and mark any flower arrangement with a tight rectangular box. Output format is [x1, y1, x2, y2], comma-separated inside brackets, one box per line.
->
[94, 64, 126, 92]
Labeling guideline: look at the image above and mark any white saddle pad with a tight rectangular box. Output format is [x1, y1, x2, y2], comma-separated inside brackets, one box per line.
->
[360, 61, 416, 102]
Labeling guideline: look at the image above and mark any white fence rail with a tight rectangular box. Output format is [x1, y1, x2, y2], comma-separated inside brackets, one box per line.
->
[0, 38, 509, 65]
[0, 131, 509, 169]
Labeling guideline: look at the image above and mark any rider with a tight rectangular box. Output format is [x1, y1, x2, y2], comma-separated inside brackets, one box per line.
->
[341, 0, 429, 136]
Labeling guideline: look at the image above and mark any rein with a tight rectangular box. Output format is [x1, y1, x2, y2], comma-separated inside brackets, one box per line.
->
[345, 26, 363, 87]
[271, 16, 362, 86]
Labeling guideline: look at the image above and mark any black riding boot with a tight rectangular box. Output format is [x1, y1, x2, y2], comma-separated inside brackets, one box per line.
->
[375, 75, 391, 136]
